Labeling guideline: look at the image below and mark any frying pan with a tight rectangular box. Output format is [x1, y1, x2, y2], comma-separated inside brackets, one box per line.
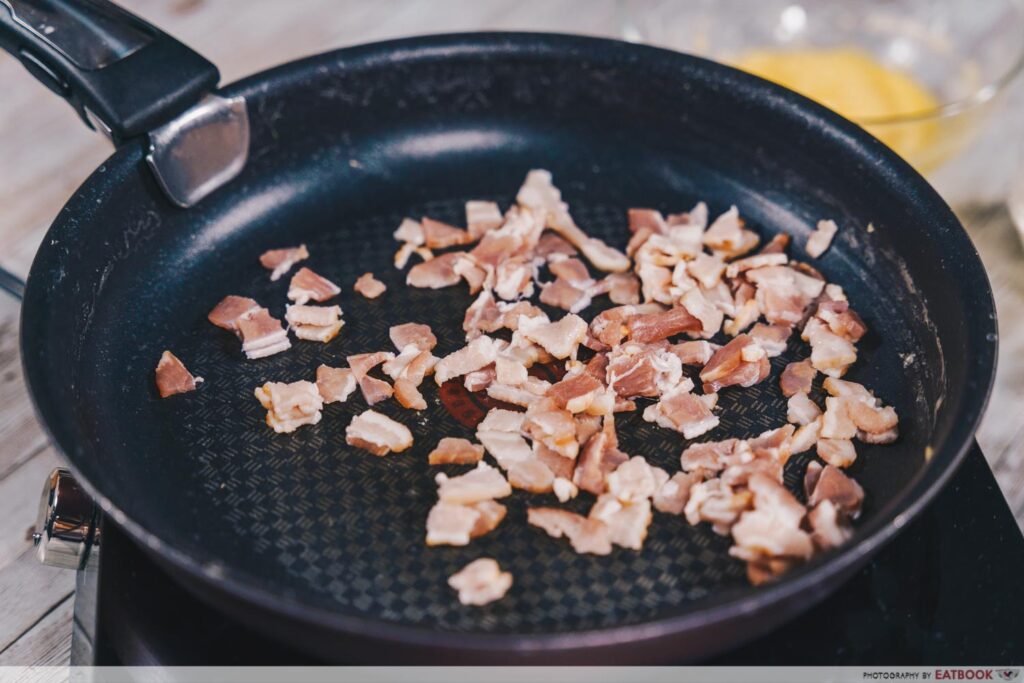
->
[1, 0, 997, 664]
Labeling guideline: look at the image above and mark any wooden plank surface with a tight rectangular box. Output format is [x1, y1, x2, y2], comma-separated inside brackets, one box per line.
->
[0, 0, 1021, 669]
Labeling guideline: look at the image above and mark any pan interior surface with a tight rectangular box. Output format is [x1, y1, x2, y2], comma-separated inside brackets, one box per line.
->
[23, 35, 993, 642]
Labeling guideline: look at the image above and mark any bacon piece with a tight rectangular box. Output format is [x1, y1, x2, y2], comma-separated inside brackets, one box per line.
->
[345, 409, 413, 455]
[723, 299, 760, 337]
[780, 359, 816, 397]
[680, 438, 740, 474]
[790, 417, 821, 455]
[607, 342, 684, 398]
[389, 322, 437, 352]
[508, 458, 556, 493]
[758, 233, 790, 254]
[547, 372, 604, 413]
[749, 323, 790, 357]
[627, 306, 701, 344]
[703, 206, 759, 259]
[347, 351, 396, 405]
[426, 501, 481, 546]
[407, 252, 463, 289]
[353, 272, 386, 299]
[730, 476, 813, 564]
[699, 334, 770, 393]
[155, 351, 201, 397]
[465, 200, 504, 239]
[527, 507, 612, 555]
[259, 244, 309, 281]
[602, 272, 640, 305]
[687, 253, 726, 289]
[807, 464, 864, 518]
[254, 380, 323, 433]
[808, 499, 852, 550]
[286, 267, 341, 305]
[393, 379, 426, 409]
[476, 408, 531, 469]
[436, 462, 512, 504]
[523, 400, 579, 459]
[421, 216, 473, 249]
[685, 478, 753, 534]
[536, 232, 578, 260]
[518, 314, 587, 360]
[393, 217, 425, 246]
[668, 340, 717, 366]
[643, 387, 720, 439]
[428, 437, 485, 465]
[316, 365, 357, 404]
[208, 295, 260, 332]
[470, 500, 508, 538]
[448, 558, 512, 606]
[394, 242, 433, 269]
[746, 265, 824, 327]
[540, 277, 591, 313]
[494, 256, 535, 301]
[285, 304, 344, 342]
[605, 456, 666, 504]
[435, 336, 502, 385]
[747, 425, 796, 465]
[628, 208, 667, 234]
[821, 397, 858, 439]
[816, 438, 857, 468]
[681, 288, 725, 338]
[590, 495, 653, 550]
[787, 392, 822, 426]
[573, 417, 628, 495]
[806, 219, 838, 258]
[463, 366, 497, 393]
[383, 346, 437, 386]
[553, 477, 580, 502]
[803, 318, 857, 378]
[237, 308, 291, 359]
[548, 257, 590, 284]
[653, 471, 702, 515]
[816, 300, 868, 342]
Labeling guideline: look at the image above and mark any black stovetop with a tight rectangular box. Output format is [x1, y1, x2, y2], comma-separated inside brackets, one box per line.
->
[70, 446, 1024, 665]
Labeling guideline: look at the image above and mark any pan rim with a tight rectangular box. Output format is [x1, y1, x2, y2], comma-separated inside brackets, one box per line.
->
[20, 31, 998, 657]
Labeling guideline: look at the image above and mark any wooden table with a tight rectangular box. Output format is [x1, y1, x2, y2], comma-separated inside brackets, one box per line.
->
[0, 0, 1021, 668]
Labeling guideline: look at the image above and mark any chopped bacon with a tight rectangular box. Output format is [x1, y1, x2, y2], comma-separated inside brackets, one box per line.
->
[703, 206, 759, 258]
[237, 308, 291, 359]
[668, 340, 717, 366]
[680, 438, 739, 474]
[573, 417, 628, 495]
[208, 295, 260, 332]
[548, 257, 590, 284]
[723, 299, 761, 337]
[724, 252, 788, 278]
[428, 437, 485, 465]
[780, 359, 816, 397]
[347, 351, 396, 405]
[476, 408, 531, 469]
[605, 456, 666, 504]
[426, 501, 481, 546]
[590, 495, 653, 550]
[394, 218, 425, 246]
[547, 372, 604, 413]
[448, 558, 512, 606]
[758, 233, 790, 254]
[730, 477, 812, 565]
[807, 464, 864, 518]
[255, 380, 323, 433]
[523, 400, 579, 459]
[393, 379, 426, 409]
[259, 244, 308, 281]
[471, 500, 508, 538]
[345, 409, 412, 455]
[803, 318, 857, 377]
[681, 287, 725, 338]
[463, 366, 497, 393]
[821, 397, 858, 439]
[748, 323, 791, 357]
[508, 458, 556, 493]
[536, 232, 578, 260]
[808, 499, 852, 550]
[465, 201, 504, 239]
[604, 272, 641, 305]
[394, 242, 433, 269]
[527, 507, 612, 555]
[685, 478, 752, 534]
[628, 208, 667, 234]
[435, 336, 502, 385]
[746, 265, 824, 327]
[389, 322, 437, 352]
[687, 253, 726, 289]
[816, 300, 868, 342]
[287, 267, 341, 305]
[407, 252, 463, 289]
[787, 392, 822, 426]
[518, 314, 587, 360]
[421, 216, 473, 249]
[747, 425, 796, 464]
[653, 471, 702, 515]
[316, 365, 357, 404]
[816, 438, 857, 468]
[286, 304, 343, 342]
[607, 342, 684, 398]
[354, 272, 387, 299]
[699, 334, 770, 393]
[436, 462, 512, 504]
[155, 351, 201, 398]
[627, 306, 701, 343]
[643, 387, 720, 439]
[790, 418, 821, 455]
[806, 219, 838, 258]
[534, 441, 576, 480]
[540, 277, 591, 313]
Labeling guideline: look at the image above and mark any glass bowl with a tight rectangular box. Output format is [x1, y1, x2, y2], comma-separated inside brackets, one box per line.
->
[620, 0, 1024, 205]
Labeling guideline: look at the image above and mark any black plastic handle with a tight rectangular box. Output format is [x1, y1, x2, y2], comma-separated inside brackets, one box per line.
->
[0, 0, 219, 143]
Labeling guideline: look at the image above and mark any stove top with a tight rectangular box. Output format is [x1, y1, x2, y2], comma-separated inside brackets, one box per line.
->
[69, 446, 1024, 665]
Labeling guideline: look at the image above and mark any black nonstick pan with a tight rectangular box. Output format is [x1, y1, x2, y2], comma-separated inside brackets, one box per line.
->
[1, 0, 997, 664]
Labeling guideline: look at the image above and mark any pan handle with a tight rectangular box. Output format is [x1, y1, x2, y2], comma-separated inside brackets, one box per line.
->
[0, 0, 219, 144]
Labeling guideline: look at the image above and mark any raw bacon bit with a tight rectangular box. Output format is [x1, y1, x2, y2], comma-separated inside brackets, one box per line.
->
[422, 216, 474, 249]
[780, 359, 817, 397]
[527, 507, 612, 555]
[627, 306, 701, 344]
[383, 345, 437, 386]
[746, 265, 824, 327]
[287, 267, 341, 304]
[518, 314, 588, 360]
[436, 462, 512, 504]
[345, 409, 413, 455]
[394, 379, 427, 410]
[553, 477, 579, 502]
[787, 392, 822, 426]
[803, 318, 857, 378]
[723, 299, 761, 337]
[470, 500, 508, 538]
[669, 340, 717, 366]
[547, 372, 604, 413]
[628, 208, 668, 234]
[316, 365, 357, 404]
[687, 253, 726, 289]
[354, 273, 387, 299]
[466, 201, 504, 239]
[681, 288, 725, 338]
[540, 277, 591, 313]
[237, 308, 291, 359]
[347, 351, 396, 405]
[806, 219, 838, 258]
[758, 233, 790, 255]
[605, 456, 666, 504]
[389, 322, 437, 352]
[808, 499, 852, 550]
[508, 458, 556, 493]
[807, 464, 864, 518]
[448, 558, 513, 606]
[724, 252, 788, 278]
[476, 408, 532, 469]
[699, 334, 770, 393]
[426, 501, 481, 546]
[434, 336, 502, 385]
[393, 218, 425, 246]
[653, 471, 702, 515]
[680, 438, 739, 474]
[607, 342, 684, 399]
[816, 438, 857, 468]
[747, 425, 796, 464]
[703, 206, 759, 259]
[816, 300, 868, 342]
[428, 437, 485, 466]
[604, 272, 641, 305]
[790, 418, 821, 455]
[523, 401, 579, 459]
[407, 252, 463, 289]
[394, 242, 433, 269]
[285, 304, 343, 342]
[155, 351, 201, 398]
[590, 495, 653, 550]
[259, 244, 309, 281]
[821, 397, 857, 439]
[748, 323, 791, 357]
[536, 232, 578, 260]
[573, 417, 629, 495]
[254, 380, 323, 433]
[643, 387, 720, 439]
[684, 478, 752, 534]
[208, 295, 260, 332]
[730, 475, 813, 568]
